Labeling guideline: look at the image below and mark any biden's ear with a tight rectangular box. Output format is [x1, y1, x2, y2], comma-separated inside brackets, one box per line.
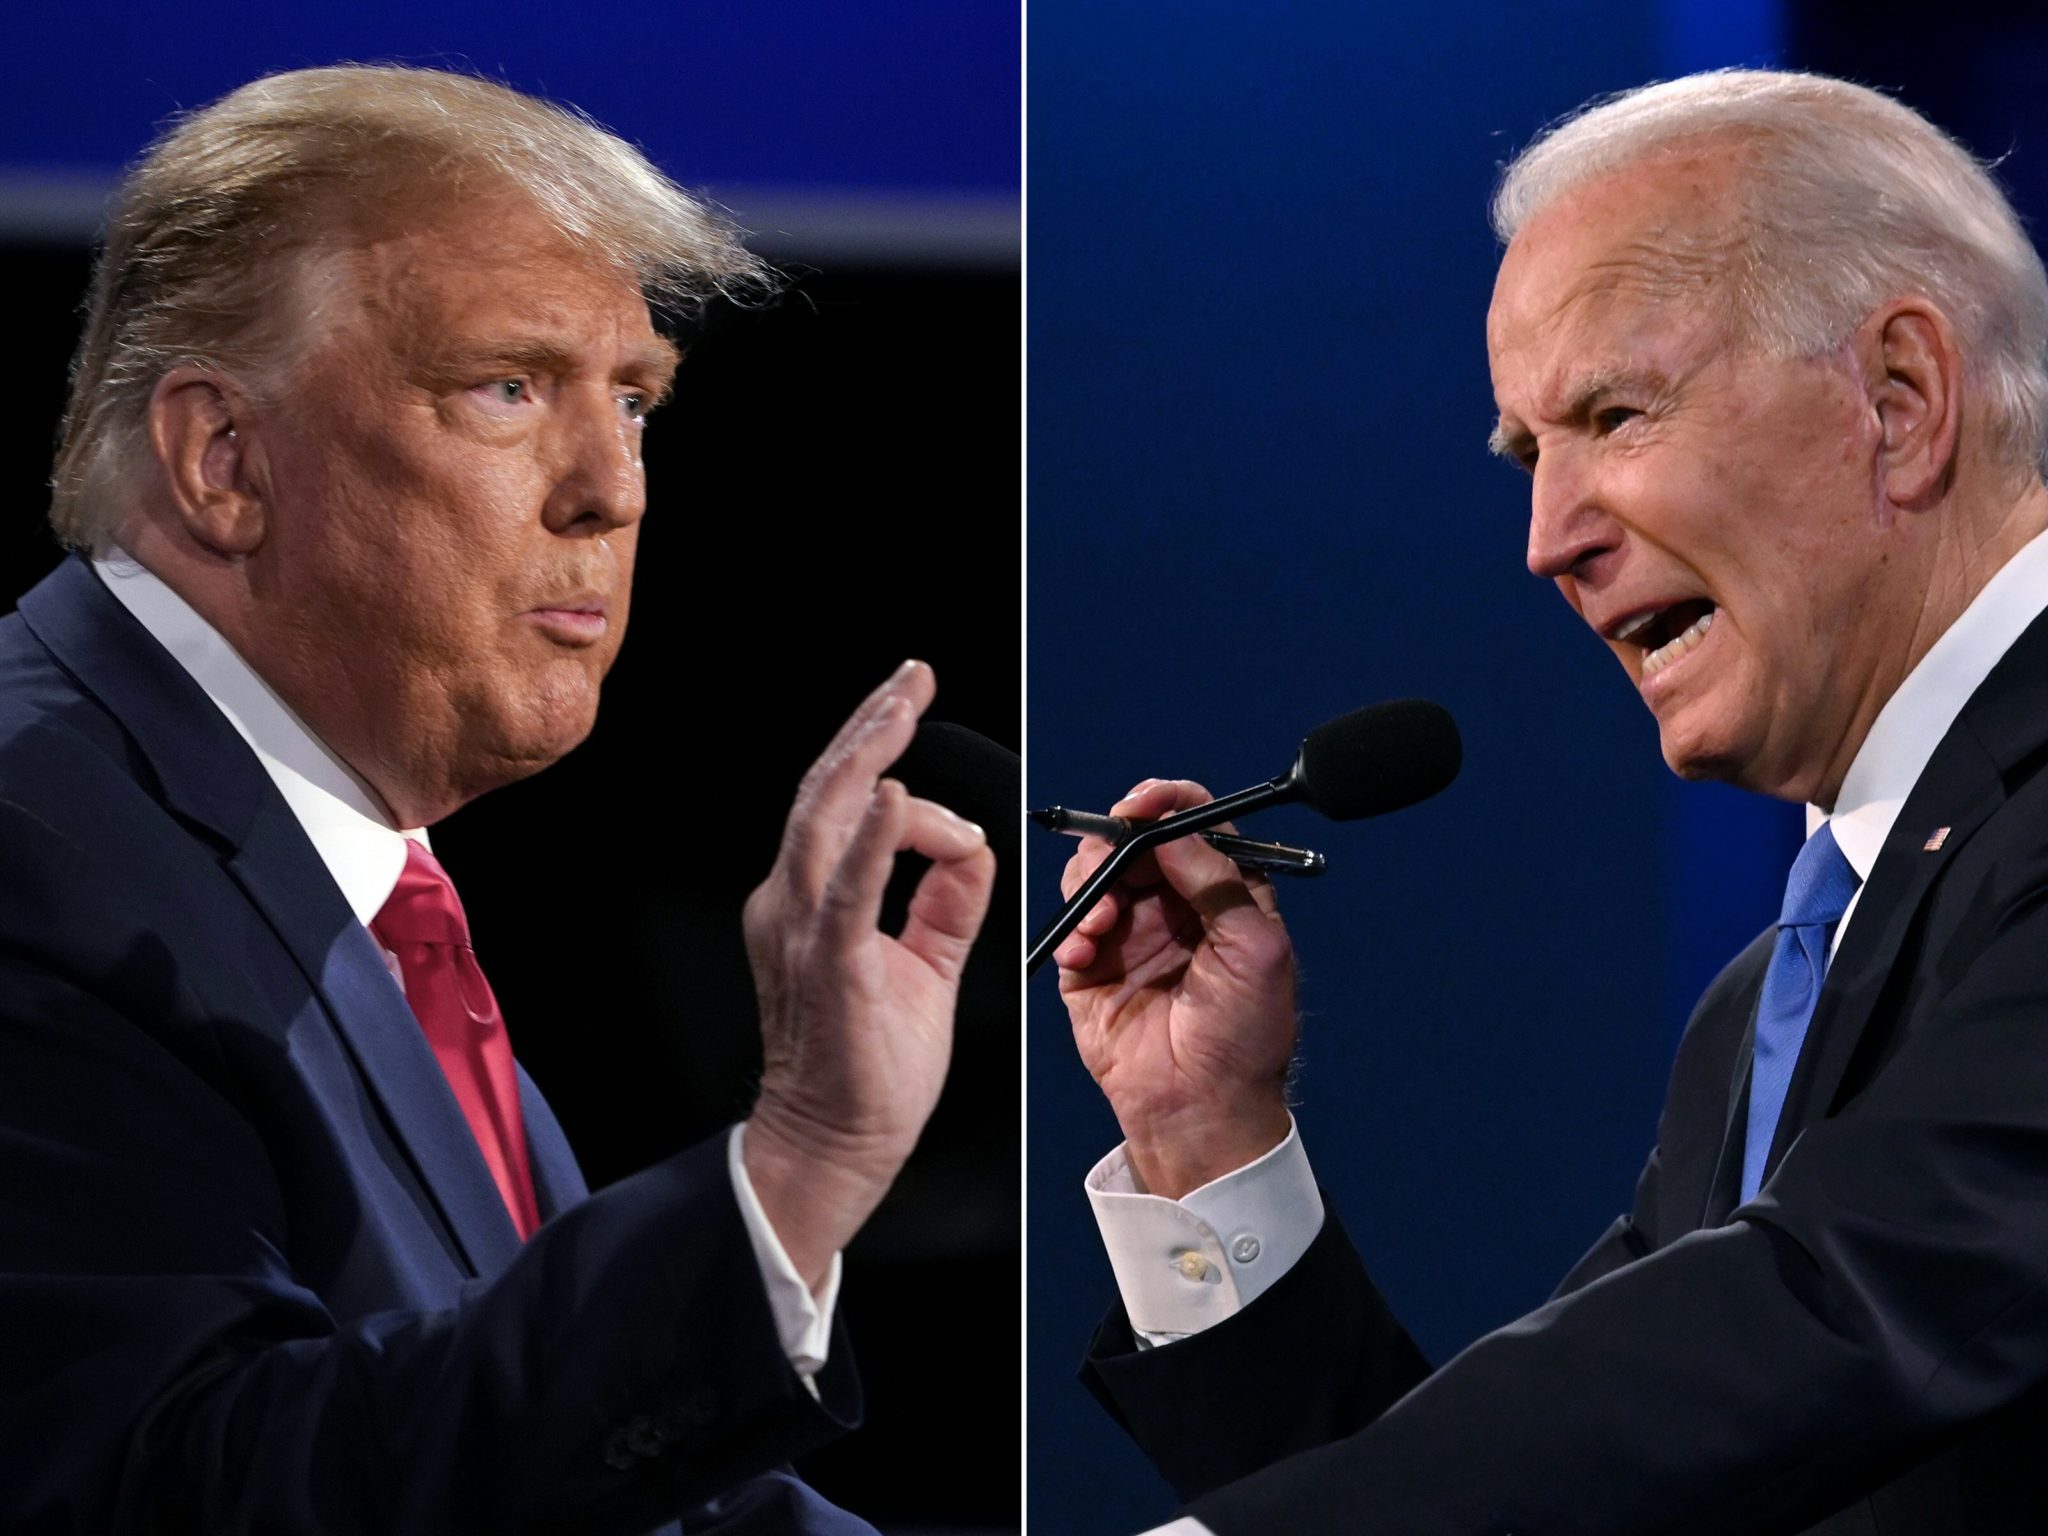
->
[146, 368, 268, 557]
[1863, 299, 1963, 510]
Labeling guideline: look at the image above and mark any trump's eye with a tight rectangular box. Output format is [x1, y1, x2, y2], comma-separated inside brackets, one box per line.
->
[620, 392, 652, 422]
[485, 380, 530, 405]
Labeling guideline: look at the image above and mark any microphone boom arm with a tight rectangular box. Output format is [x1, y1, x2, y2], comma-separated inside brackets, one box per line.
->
[1025, 774, 1293, 978]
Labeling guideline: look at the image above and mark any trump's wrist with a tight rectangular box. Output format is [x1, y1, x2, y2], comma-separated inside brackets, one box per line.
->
[739, 1106, 903, 1289]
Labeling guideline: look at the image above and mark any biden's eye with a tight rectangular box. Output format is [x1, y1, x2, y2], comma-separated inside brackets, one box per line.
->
[1593, 405, 1641, 434]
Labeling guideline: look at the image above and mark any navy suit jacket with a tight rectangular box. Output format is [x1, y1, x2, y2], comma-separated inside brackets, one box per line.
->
[1086, 603, 2048, 1535]
[0, 556, 872, 1534]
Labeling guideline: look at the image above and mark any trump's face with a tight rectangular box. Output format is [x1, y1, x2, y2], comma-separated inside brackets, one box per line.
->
[1486, 152, 1909, 807]
[250, 194, 678, 823]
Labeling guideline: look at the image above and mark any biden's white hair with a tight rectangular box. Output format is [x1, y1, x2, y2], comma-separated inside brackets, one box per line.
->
[51, 64, 771, 551]
[1493, 69, 2048, 478]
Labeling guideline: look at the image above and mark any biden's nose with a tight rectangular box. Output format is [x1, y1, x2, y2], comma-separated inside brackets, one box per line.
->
[1524, 446, 1620, 584]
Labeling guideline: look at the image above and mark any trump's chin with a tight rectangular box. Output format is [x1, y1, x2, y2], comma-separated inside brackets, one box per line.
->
[434, 679, 606, 813]
[501, 688, 605, 777]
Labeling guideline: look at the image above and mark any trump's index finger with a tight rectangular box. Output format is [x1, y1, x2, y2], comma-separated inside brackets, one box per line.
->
[778, 661, 937, 894]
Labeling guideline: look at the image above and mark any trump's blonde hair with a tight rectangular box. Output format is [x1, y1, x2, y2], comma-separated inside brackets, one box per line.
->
[52, 64, 768, 550]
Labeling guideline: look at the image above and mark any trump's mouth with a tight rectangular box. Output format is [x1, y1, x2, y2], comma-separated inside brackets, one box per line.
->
[1615, 600, 1717, 677]
[525, 599, 609, 644]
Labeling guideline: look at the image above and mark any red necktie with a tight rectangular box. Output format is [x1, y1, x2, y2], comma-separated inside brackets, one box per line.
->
[370, 840, 541, 1240]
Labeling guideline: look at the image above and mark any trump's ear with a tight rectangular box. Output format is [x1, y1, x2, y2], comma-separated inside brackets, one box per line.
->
[146, 368, 267, 557]
[1863, 299, 1963, 510]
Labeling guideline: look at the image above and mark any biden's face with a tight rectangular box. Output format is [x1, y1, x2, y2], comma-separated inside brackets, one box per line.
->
[249, 195, 679, 822]
[1486, 154, 1902, 807]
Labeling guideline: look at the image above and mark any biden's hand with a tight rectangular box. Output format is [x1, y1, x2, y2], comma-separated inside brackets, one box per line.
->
[741, 660, 997, 1290]
[1056, 779, 1298, 1198]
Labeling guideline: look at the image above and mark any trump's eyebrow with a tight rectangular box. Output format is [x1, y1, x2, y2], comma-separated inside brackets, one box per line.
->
[429, 334, 683, 400]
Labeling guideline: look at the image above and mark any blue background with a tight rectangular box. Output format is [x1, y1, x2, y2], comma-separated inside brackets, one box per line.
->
[1024, 1, 1869, 1529]
[0, 2, 1016, 196]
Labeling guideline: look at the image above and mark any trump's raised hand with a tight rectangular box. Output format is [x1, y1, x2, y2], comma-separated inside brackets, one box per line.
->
[741, 660, 997, 1289]
[1056, 779, 1298, 1198]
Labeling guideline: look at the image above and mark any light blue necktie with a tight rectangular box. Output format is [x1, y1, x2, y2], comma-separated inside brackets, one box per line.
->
[1739, 822, 1861, 1205]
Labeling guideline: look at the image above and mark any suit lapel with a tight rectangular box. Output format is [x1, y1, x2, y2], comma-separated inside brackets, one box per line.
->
[20, 556, 525, 1277]
[519, 1064, 590, 1220]
[1738, 604, 2048, 1202]
[1699, 982, 1764, 1230]
[1763, 765, 2000, 1178]
[227, 800, 525, 1276]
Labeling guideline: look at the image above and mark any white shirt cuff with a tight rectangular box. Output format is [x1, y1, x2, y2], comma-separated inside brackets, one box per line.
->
[1140, 1521, 1216, 1536]
[1085, 1116, 1323, 1344]
[726, 1123, 841, 1389]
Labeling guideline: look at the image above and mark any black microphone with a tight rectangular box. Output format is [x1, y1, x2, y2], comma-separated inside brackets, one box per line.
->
[895, 719, 1019, 835]
[1025, 700, 1461, 977]
[891, 720, 1018, 1040]
[1288, 699, 1463, 820]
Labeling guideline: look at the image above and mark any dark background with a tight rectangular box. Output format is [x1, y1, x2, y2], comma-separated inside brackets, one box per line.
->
[1025, 0, 2048, 1530]
[0, 9, 1018, 1534]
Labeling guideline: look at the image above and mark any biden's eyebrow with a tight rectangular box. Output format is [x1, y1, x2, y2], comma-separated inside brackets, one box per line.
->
[1489, 365, 1666, 461]
[1488, 416, 1533, 464]
[1560, 365, 1662, 422]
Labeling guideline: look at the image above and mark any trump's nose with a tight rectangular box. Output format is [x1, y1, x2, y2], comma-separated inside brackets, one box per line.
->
[543, 388, 648, 536]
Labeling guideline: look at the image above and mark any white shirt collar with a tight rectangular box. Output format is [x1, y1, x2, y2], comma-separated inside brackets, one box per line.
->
[1813, 524, 2048, 883]
[92, 550, 425, 926]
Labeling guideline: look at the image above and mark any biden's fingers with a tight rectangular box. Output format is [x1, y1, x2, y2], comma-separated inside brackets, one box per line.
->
[1117, 778, 1283, 921]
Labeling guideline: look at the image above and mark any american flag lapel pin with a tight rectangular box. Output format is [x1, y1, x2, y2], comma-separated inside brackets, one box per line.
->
[1924, 827, 1951, 852]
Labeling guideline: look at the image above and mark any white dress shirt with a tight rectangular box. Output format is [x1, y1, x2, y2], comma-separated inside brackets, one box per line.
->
[92, 552, 838, 1382]
[1817, 525, 2048, 942]
[1086, 1118, 1322, 1342]
[1110, 527, 2048, 1536]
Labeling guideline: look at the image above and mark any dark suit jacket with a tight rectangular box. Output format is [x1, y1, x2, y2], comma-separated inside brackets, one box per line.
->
[1086, 603, 2048, 1536]
[0, 556, 872, 1535]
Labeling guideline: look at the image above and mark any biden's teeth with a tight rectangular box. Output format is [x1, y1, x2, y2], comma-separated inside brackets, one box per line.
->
[1641, 607, 1716, 676]
[1615, 610, 1655, 643]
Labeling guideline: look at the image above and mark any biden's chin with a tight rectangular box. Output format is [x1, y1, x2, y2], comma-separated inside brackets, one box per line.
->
[1650, 700, 1758, 791]
[1653, 706, 1824, 804]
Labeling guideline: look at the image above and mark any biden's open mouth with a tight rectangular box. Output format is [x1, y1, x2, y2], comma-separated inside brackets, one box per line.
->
[1613, 600, 1718, 677]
